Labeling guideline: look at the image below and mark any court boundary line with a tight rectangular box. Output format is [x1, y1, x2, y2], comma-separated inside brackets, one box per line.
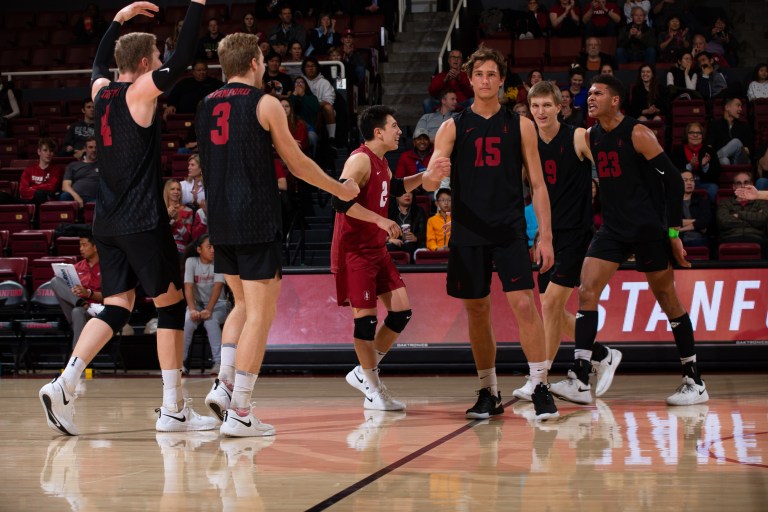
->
[305, 398, 519, 511]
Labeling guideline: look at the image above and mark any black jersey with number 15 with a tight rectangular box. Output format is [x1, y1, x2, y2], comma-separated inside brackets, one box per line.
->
[450, 108, 526, 246]
[589, 116, 667, 241]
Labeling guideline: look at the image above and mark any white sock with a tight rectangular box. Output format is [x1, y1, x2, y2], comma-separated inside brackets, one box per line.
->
[575, 349, 592, 362]
[219, 343, 237, 385]
[162, 369, 183, 411]
[545, 359, 552, 371]
[61, 356, 86, 394]
[327, 123, 336, 138]
[478, 368, 498, 396]
[362, 367, 381, 392]
[375, 350, 387, 365]
[528, 361, 548, 386]
[232, 370, 258, 411]
[680, 355, 696, 364]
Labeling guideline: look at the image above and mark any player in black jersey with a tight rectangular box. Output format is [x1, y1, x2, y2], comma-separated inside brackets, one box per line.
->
[563, 74, 708, 406]
[512, 81, 623, 406]
[424, 46, 559, 421]
[39, 1, 219, 436]
[195, 33, 359, 437]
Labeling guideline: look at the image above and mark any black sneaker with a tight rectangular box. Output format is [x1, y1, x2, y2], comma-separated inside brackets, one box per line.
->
[531, 383, 559, 421]
[465, 388, 504, 419]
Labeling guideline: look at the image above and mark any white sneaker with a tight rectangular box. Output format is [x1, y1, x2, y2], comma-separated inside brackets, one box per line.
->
[364, 384, 406, 411]
[155, 400, 218, 432]
[205, 378, 232, 421]
[666, 377, 709, 406]
[345, 365, 367, 395]
[39, 377, 78, 436]
[220, 409, 275, 437]
[549, 371, 593, 405]
[86, 303, 104, 317]
[592, 347, 622, 397]
[512, 375, 534, 401]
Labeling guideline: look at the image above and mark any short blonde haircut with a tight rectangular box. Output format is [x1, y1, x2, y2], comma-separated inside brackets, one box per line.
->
[114, 32, 157, 73]
[218, 33, 261, 78]
[528, 81, 563, 106]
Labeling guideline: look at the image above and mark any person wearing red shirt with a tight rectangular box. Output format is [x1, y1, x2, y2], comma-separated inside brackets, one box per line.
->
[19, 138, 64, 204]
[582, 0, 621, 37]
[394, 128, 433, 180]
[424, 50, 473, 114]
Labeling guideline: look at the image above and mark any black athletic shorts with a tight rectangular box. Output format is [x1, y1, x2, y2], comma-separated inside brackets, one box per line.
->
[95, 222, 182, 298]
[214, 240, 283, 281]
[538, 228, 593, 293]
[586, 229, 672, 273]
[447, 238, 534, 299]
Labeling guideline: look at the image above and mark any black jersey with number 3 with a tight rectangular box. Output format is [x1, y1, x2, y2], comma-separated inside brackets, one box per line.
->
[450, 108, 526, 246]
[589, 116, 667, 240]
[196, 83, 280, 245]
[538, 123, 592, 231]
[93, 82, 165, 237]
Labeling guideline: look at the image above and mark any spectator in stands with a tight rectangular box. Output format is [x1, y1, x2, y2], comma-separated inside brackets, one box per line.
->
[628, 64, 666, 121]
[708, 96, 753, 166]
[60, 137, 99, 207]
[271, 39, 289, 60]
[51, 233, 103, 349]
[281, 98, 311, 154]
[426, 187, 451, 251]
[623, 0, 651, 25]
[592, 178, 603, 229]
[239, 12, 258, 35]
[256, 31, 271, 56]
[747, 63, 768, 102]
[755, 142, 768, 191]
[340, 30, 368, 87]
[651, 0, 695, 32]
[164, 19, 184, 61]
[679, 170, 712, 247]
[577, 37, 617, 73]
[263, 52, 294, 100]
[181, 154, 205, 209]
[283, 41, 307, 79]
[513, 102, 530, 118]
[617, 6, 657, 65]
[182, 234, 227, 376]
[692, 34, 729, 69]
[268, 6, 306, 48]
[600, 62, 616, 76]
[197, 18, 225, 61]
[0, 75, 20, 138]
[61, 99, 95, 159]
[425, 49, 472, 114]
[564, 66, 588, 110]
[671, 121, 719, 202]
[20, 138, 63, 205]
[73, 3, 107, 45]
[516, 0, 549, 39]
[395, 127, 433, 180]
[254, 0, 283, 19]
[302, 56, 338, 145]
[666, 51, 700, 100]
[695, 51, 727, 101]
[515, 69, 543, 107]
[288, 75, 321, 149]
[705, 16, 737, 67]
[657, 15, 690, 63]
[163, 60, 223, 119]
[716, 171, 768, 257]
[582, 0, 622, 37]
[559, 88, 584, 127]
[386, 191, 426, 259]
[308, 13, 341, 56]
[415, 89, 457, 142]
[549, 0, 581, 37]
[164, 179, 194, 256]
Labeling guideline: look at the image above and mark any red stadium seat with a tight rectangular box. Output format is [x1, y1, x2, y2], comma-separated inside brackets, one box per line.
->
[0, 204, 35, 235]
[55, 236, 81, 257]
[31, 256, 77, 291]
[512, 38, 546, 68]
[38, 201, 80, 230]
[547, 36, 582, 66]
[683, 246, 709, 260]
[718, 242, 761, 261]
[388, 251, 411, 265]
[414, 249, 449, 264]
[10, 231, 51, 259]
[0, 257, 29, 283]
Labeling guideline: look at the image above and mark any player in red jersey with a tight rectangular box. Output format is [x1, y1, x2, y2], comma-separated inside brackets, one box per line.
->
[331, 105, 450, 410]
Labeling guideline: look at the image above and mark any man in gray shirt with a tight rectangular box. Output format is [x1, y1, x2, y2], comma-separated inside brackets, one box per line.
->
[415, 89, 458, 143]
[60, 136, 99, 206]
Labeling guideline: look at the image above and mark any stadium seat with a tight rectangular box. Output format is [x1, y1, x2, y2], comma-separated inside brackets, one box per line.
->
[10, 231, 51, 259]
[547, 36, 582, 66]
[684, 245, 709, 260]
[0, 257, 29, 283]
[670, 99, 706, 123]
[512, 38, 546, 67]
[479, 39, 513, 61]
[389, 251, 411, 265]
[0, 204, 35, 235]
[31, 256, 77, 291]
[39, 201, 80, 230]
[0, 230, 8, 254]
[718, 242, 761, 261]
[55, 236, 81, 257]
[35, 11, 68, 29]
[414, 248, 449, 264]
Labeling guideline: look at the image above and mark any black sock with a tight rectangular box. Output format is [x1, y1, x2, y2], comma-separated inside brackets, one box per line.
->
[572, 359, 591, 385]
[682, 361, 703, 385]
[671, 313, 696, 359]
[591, 342, 609, 361]
[575, 310, 598, 351]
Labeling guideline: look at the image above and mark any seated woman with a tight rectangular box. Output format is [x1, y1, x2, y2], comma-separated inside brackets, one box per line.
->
[280, 98, 310, 154]
[386, 191, 426, 260]
[559, 89, 584, 127]
[164, 179, 194, 256]
[671, 121, 719, 202]
[181, 154, 205, 209]
[307, 12, 340, 56]
[628, 64, 665, 121]
[747, 62, 768, 102]
[666, 51, 700, 101]
[679, 170, 712, 247]
[288, 75, 320, 153]
[283, 40, 307, 79]
[181, 234, 228, 375]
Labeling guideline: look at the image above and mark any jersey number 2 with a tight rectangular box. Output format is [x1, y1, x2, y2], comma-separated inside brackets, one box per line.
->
[210, 103, 231, 145]
[473, 137, 501, 167]
[379, 180, 388, 208]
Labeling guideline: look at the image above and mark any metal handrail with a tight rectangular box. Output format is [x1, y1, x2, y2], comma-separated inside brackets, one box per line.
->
[437, 0, 467, 73]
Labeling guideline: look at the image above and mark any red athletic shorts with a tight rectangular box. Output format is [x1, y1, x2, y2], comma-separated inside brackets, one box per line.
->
[334, 248, 405, 308]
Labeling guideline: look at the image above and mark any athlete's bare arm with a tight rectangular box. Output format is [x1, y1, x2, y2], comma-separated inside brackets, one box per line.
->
[521, 117, 554, 273]
[337, 152, 401, 239]
[423, 119, 456, 192]
[259, 95, 358, 201]
[575, 126, 594, 163]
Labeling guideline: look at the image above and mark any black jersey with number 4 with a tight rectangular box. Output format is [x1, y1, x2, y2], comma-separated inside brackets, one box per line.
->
[538, 123, 592, 232]
[93, 82, 165, 237]
[589, 116, 667, 241]
[196, 83, 280, 245]
[450, 108, 526, 246]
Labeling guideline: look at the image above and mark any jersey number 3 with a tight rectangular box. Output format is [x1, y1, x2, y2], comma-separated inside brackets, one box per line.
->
[210, 103, 231, 145]
[597, 151, 622, 178]
[474, 137, 501, 167]
[100, 105, 112, 147]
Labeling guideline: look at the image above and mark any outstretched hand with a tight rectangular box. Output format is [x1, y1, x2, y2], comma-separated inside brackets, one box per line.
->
[115, 2, 159, 24]
[671, 237, 691, 268]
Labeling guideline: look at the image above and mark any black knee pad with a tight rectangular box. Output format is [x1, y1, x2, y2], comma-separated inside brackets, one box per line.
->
[96, 305, 131, 334]
[156, 299, 186, 330]
[384, 309, 412, 333]
[353, 315, 378, 341]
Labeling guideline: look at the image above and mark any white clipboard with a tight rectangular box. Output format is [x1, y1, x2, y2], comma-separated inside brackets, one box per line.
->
[51, 263, 81, 288]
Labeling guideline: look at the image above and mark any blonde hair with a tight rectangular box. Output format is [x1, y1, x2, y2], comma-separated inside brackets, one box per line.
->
[163, 179, 181, 206]
[114, 32, 157, 73]
[528, 81, 563, 106]
[186, 154, 202, 183]
[462, 45, 507, 80]
[217, 33, 261, 78]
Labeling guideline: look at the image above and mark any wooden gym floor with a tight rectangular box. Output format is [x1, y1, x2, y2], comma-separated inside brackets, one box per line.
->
[0, 373, 766, 511]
